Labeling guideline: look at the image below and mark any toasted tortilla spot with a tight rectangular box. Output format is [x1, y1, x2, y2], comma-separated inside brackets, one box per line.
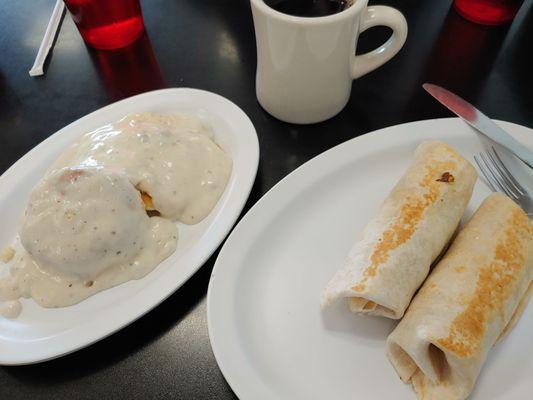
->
[436, 209, 531, 358]
[351, 161, 456, 293]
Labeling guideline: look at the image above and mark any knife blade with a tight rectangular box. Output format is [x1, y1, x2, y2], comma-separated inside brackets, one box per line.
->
[423, 83, 533, 168]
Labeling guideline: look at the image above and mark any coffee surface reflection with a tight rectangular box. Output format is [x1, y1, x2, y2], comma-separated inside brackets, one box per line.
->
[264, 0, 349, 17]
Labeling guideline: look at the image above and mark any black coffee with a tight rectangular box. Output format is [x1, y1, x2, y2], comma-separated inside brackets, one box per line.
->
[265, 0, 349, 17]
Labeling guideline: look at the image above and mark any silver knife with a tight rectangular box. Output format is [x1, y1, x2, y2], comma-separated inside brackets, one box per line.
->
[423, 83, 533, 168]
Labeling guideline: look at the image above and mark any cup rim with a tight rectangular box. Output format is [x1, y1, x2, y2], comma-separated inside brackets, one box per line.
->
[250, 0, 367, 25]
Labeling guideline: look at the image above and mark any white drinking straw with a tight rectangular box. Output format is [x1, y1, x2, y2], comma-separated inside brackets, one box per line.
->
[29, 0, 66, 77]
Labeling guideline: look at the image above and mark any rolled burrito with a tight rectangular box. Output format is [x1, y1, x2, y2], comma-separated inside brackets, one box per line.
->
[387, 193, 533, 400]
[321, 141, 477, 318]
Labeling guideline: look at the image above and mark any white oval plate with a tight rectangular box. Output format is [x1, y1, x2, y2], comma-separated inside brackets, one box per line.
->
[0, 88, 259, 365]
[208, 118, 533, 400]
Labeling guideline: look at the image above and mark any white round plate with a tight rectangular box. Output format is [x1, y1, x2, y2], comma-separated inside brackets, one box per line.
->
[208, 118, 532, 400]
[0, 88, 259, 365]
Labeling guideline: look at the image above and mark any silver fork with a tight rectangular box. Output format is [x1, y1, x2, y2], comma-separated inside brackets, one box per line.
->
[474, 146, 533, 218]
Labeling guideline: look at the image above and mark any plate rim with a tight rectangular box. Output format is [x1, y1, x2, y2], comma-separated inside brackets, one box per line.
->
[0, 88, 259, 365]
[207, 117, 533, 399]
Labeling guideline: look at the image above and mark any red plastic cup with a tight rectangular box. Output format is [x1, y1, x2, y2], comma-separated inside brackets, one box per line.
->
[64, 0, 145, 50]
[454, 0, 524, 25]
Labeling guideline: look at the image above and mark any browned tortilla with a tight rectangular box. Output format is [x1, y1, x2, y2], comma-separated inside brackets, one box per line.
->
[387, 193, 533, 400]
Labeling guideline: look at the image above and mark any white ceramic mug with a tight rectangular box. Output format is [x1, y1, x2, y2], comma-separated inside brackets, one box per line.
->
[250, 0, 408, 124]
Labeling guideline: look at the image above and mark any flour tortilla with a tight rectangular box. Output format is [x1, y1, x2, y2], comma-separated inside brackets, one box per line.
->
[387, 193, 533, 400]
[321, 141, 477, 319]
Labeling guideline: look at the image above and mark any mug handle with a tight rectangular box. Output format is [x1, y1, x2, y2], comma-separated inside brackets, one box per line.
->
[352, 6, 408, 79]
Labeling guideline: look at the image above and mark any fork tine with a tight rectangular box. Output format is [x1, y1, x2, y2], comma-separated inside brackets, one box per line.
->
[480, 151, 515, 198]
[486, 150, 521, 198]
[474, 155, 498, 193]
[490, 146, 527, 195]
[479, 152, 515, 198]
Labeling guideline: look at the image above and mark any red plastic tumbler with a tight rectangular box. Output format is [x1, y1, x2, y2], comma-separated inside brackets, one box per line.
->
[64, 0, 145, 50]
[454, 0, 524, 25]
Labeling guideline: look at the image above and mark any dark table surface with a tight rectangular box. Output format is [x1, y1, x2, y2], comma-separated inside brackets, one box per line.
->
[1, 0, 532, 398]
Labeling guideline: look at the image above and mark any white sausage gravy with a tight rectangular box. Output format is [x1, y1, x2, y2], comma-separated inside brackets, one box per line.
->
[50, 112, 232, 224]
[0, 112, 231, 315]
